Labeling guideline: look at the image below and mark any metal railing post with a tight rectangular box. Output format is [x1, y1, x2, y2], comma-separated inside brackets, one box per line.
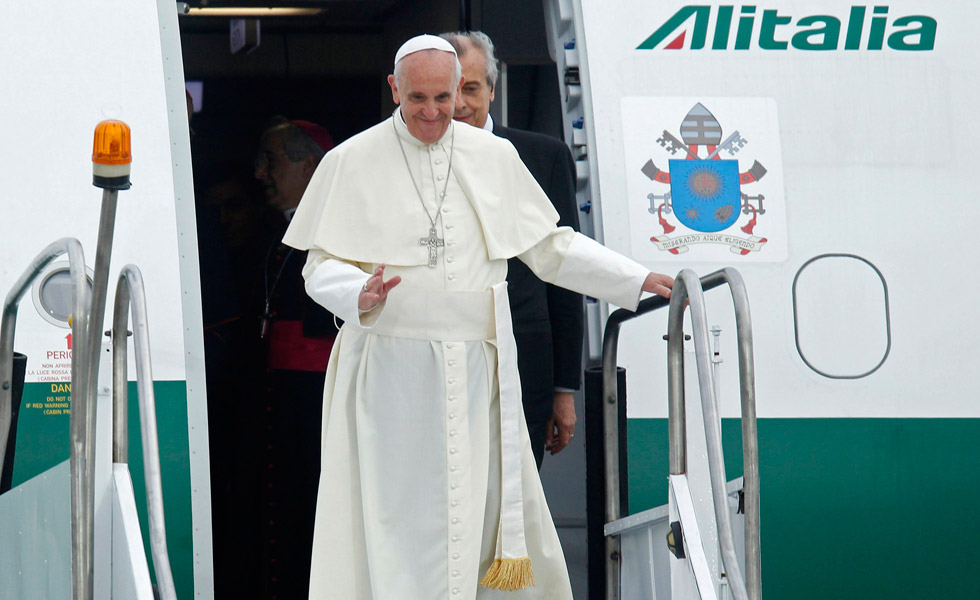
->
[601, 293, 670, 600]
[600, 322, 624, 600]
[68, 186, 120, 600]
[0, 238, 92, 600]
[111, 265, 177, 600]
[722, 267, 761, 600]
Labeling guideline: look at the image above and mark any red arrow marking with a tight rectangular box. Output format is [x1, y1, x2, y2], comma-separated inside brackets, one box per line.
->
[666, 31, 686, 49]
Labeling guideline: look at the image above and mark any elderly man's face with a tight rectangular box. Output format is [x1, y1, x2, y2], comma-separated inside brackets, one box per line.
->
[254, 130, 314, 211]
[454, 43, 494, 129]
[388, 51, 461, 144]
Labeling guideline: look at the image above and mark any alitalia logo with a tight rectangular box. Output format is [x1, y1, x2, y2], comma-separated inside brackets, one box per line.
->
[638, 6, 936, 51]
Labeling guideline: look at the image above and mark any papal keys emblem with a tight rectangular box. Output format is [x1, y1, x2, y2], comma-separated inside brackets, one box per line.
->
[643, 103, 768, 255]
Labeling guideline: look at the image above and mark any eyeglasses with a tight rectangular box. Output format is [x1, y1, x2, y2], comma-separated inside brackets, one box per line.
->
[254, 149, 289, 171]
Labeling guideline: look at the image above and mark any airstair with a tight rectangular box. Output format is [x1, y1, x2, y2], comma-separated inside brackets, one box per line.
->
[0, 121, 177, 599]
[598, 269, 761, 600]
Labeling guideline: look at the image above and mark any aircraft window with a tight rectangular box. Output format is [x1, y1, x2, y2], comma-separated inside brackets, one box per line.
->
[31, 263, 93, 329]
[792, 253, 891, 379]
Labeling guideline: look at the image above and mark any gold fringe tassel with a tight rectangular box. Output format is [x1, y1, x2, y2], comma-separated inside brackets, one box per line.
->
[479, 556, 535, 591]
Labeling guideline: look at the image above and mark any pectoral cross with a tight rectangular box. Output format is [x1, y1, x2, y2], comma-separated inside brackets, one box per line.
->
[419, 226, 444, 267]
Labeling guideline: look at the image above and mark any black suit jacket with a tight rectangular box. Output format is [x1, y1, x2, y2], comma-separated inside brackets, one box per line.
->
[259, 216, 337, 339]
[494, 124, 585, 422]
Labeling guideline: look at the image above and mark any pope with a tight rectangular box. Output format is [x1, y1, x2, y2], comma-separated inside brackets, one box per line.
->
[283, 34, 674, 599]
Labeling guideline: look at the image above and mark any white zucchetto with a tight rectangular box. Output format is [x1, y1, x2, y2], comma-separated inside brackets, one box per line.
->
[393, 34, 457, 68]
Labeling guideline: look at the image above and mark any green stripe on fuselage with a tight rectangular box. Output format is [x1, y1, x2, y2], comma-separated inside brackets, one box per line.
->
[627, 417, 980, 599]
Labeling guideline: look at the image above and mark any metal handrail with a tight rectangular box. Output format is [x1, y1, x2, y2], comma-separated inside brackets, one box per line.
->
[111, 265, 177, 600]
[601, 268, 761, 600]
[0, 237, 95, 599]
[666, 269, 758, 600]
[725, 268, 761, 600]
[600, 288, 669, 600]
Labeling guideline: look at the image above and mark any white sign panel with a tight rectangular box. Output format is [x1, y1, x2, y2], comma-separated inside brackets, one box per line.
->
[622, 96, 786, 262]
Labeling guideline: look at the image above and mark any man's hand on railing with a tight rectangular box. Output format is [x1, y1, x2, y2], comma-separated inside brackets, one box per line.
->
[642, 272, 674, 299]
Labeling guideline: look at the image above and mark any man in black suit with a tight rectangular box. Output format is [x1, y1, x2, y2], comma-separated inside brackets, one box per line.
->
[441, 31, 584, 470]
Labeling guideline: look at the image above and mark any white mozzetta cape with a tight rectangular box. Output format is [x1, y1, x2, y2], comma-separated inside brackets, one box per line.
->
[284, 114, 560, 265]
[284, 113, 651, 599]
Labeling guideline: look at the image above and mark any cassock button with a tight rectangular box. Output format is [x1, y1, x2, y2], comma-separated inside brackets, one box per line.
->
[435, 159, 443, 165]
[450, 447, 458, 454]
[448, 359, 456, 366]
[446, 343, 455, 349]
[453, 570, 461, 577]
[447, 257, 455, 263]
[448, 414, 456, 420]
[437, 174, 445, 181]
[442, 207, 450, 213]
[449, 396, 457, 402]
[451, 483, 458, 489]
[453, 553, 460, 559]
[452, 536, 460, 542]
[448, 274, 456, 280]
[450, 465, 457, 472]
[449, 429, 457, 435]
[446, 224, 455, 230]
[452, 518, 459, 524]
[448, 377, 456, 384]
[453, 589, 460, 595]
[451, 501, 459, 507]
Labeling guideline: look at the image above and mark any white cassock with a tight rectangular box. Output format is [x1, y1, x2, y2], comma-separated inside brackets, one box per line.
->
[284, 111, 650, 600]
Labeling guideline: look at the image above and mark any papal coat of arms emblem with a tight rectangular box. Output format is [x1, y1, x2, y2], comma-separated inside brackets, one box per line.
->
[642, 103, 769, 255]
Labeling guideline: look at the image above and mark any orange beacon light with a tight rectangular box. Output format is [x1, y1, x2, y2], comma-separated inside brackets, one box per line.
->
[92, 119, 132, 190]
